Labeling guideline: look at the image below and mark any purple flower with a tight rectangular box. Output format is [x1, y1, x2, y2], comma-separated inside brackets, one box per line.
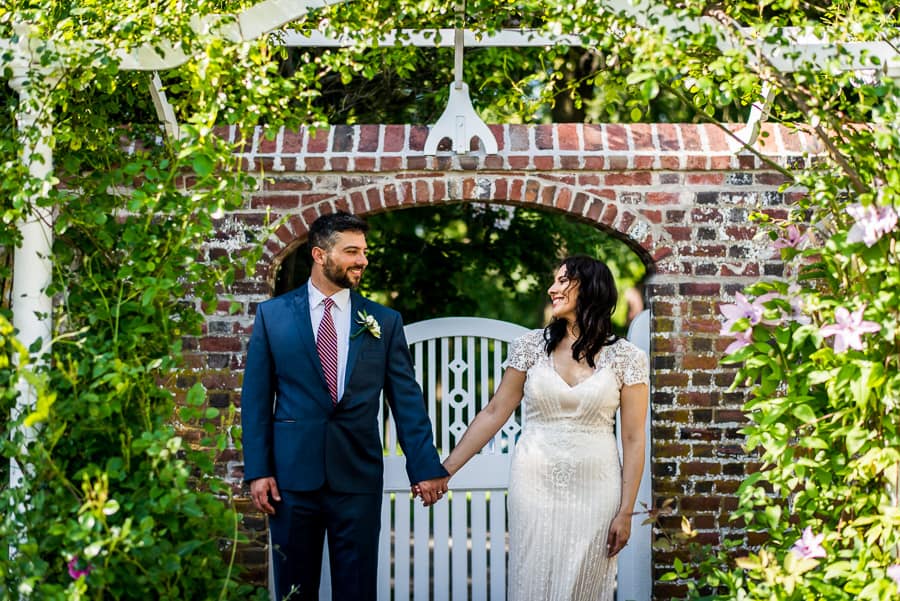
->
[819, 306, 881, 353]
[719, 293, 765, 333]
[724, 328, 753, 354]
[772, 224, 808, 250]
[791, 527, 826, 559]
[68, 556, 91, 580]
[786, 286, 811, 325]
[846, 203, 898, 247]
[887, 564, 900, 587]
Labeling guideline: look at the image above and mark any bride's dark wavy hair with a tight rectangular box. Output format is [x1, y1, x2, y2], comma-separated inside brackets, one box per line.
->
[543, 255, 618, 368]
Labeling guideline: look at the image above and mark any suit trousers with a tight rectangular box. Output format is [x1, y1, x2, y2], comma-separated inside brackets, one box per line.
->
[269, 486, 382, 601]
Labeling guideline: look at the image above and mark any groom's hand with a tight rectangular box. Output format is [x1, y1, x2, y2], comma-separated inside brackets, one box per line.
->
[413, 477, 449, 507]
[250, 477, 281, 515]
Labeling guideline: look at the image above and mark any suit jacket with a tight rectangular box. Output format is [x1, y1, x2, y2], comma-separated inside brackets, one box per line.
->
[241, 283, 448, 493]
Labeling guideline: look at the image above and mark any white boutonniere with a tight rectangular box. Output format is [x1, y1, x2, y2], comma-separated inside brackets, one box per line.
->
[352, 310, 382, 339]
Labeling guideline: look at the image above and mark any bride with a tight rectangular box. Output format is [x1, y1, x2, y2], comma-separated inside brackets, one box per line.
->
[435, 255, 649, 601]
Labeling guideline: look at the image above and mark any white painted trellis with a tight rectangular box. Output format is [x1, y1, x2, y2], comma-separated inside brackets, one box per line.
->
[300, 313, 652, 601]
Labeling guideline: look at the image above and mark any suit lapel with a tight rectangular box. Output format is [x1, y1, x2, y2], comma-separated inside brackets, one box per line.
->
[344, 292, 366, 390]
[291, 284, 335, 413]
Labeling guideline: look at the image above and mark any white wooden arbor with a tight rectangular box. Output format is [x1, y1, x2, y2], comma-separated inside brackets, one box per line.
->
[292, 315, 652, 601]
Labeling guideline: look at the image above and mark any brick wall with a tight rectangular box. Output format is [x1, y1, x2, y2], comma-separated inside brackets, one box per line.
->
[191, 123, 822, 597]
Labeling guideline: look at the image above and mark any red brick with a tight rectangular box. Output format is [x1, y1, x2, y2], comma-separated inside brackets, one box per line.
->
[366, 187, 382, 209]
[647, 192, 680, 205]
[664, 226, 691, 241]
[199, 337, 242, 352]
[655, 373, 689, 387]
[383, 184, 399, 207]
[250, 194, 299, 209]
[631, 123, 653, 150]
[488, 125, 505, 151]
[508, 155, 530, 169]
[659, 156, 681, 170]
[559, 156, 581, 169]
[656, 123, 679, 151]
[355, 157, 376, 171]
[383, 125, 405, 152]
[635, 155, 655, 169]
[557, 123, 579, 150]
[605, 124, 628, 150]
[508, 125, 530, 151]
[682, 353, 720, 369]
[583, 125, 603, 151]
[408, 126, 428, 152]
[350, 191, 367, 213]
[533, 156, 554, 170]
[584, 156, 605, 170]
[305, 157, 326, 171]
[681, 125, 703, 151]
[605, 172, 652, 186]
[307, 127, 329, 153]
[607, 155, 628, 170]
[524, 179, 540, 203]
[686, 173, 724, 185]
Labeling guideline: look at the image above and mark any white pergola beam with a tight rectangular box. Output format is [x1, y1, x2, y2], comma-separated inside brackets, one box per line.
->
[281, 27, 897, 74]
[115, 0, 353, 71]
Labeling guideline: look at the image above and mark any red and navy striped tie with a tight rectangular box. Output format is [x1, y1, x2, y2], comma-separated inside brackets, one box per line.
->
[317, 297, 339, 404]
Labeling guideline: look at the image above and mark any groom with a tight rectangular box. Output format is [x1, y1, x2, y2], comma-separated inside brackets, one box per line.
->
[241, 212, 448, 601]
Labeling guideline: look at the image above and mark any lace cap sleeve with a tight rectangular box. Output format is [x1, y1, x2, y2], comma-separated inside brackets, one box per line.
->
[505, 329, 544, 372]
[615, 339, 649, 387]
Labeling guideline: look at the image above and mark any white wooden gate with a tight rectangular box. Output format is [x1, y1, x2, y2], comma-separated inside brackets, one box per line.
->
[283, 314, 652, 601]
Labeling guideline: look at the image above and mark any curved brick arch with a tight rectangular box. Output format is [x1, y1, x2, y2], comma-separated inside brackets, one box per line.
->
[259, 174, 663, 290]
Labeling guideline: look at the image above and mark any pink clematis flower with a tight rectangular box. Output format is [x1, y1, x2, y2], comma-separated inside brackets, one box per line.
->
[772, 224, 809, 250]
[724, 328, 754, 354]
[68, 556, 92, 580]
[887, 565, 900, 587]
[819, 306, 881, 353]
[791, 527, 826, 559]
[846, 203, 898, 247]
[720, 293, 769, 334]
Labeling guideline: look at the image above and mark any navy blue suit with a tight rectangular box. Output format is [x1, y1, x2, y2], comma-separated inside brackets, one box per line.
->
[241, 283, 446, 600]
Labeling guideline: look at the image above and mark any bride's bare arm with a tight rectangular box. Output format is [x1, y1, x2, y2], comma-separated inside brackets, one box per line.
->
[607, 381, 649, 556]
[442, 368, 527, 477]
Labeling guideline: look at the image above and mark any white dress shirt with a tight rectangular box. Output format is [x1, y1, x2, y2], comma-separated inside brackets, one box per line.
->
[308, 284, 352, 402]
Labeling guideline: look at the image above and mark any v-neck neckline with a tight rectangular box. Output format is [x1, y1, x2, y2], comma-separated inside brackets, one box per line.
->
[548, 353, 601, 389]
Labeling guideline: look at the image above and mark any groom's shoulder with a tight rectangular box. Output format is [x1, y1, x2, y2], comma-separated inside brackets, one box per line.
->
[260, 285, 304, 310]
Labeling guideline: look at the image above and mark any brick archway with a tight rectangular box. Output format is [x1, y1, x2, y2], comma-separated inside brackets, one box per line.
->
[258, 174, 661, 291]
[203, 123, 822, 598]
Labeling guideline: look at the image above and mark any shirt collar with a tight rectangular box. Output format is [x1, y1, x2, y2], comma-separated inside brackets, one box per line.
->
[308, 283, 351, 312]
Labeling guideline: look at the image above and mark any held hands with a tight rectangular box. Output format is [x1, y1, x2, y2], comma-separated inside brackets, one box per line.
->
[606, 511, 632, 557]
[250, 477, 281, 515]
[411, 476, 450, 507]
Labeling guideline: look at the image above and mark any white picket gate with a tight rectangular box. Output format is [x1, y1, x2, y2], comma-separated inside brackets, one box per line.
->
[274, 314, 652, 601]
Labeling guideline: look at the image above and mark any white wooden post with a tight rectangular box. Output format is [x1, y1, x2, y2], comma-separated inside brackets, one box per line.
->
[617, 309, 653, 601]
[7, 24, 55, 493]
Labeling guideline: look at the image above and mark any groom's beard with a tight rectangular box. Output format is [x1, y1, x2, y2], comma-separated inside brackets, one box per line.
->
[323, 257, 364, 289]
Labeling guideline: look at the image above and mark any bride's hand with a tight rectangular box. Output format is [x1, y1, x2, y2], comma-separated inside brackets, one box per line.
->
[606, 512, 632, 557]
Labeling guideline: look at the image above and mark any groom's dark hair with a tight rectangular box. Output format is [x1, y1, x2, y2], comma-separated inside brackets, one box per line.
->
[308, 211, 369, 253]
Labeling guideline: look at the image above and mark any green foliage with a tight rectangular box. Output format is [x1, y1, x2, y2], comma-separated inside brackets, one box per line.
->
[0, 2, 288, 598]
[647, 1, 900, 596]
[363, 204, 646, 331]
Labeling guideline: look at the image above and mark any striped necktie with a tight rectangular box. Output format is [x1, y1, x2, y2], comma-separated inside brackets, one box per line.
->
[317, 297, 339, 404]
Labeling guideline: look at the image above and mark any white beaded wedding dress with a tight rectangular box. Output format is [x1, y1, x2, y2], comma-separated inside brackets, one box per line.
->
[504, 329, 649, 601]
